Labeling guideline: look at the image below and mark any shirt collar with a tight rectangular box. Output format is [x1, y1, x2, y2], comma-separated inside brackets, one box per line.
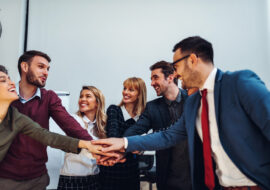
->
[16, 82, 41, 104]
[200, 67, 217, 92]
[165, 88, 181, 105]
[82, 115, 96, 125]
[121, 106, 139, 122]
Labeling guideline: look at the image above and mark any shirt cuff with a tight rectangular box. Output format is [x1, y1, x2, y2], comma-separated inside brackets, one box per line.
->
[124, 137, 128, 149]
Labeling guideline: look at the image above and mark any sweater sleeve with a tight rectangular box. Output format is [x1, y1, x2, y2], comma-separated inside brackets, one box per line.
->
[16, 110, 80, 154]
[106, 105, 123, 137]
[47, 90, 92, 140]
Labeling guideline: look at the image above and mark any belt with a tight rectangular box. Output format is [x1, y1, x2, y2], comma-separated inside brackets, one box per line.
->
[222, 186, 261, 190]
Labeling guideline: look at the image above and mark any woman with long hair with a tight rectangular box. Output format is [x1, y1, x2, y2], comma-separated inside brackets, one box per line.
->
[100, 77, 147, 190]
[58, 86, 107, 190]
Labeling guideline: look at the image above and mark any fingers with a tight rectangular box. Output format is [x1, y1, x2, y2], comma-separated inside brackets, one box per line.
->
[97, 156, 117, 166]
[95, 151, 127, 166]
[91, 153, 101, 160]
[101, 146, 118, 153]
[92, 138, 125, 152]
[99, 151, 119, 158]
[118, 158, 126, 163]
[91, 139, 113, 146]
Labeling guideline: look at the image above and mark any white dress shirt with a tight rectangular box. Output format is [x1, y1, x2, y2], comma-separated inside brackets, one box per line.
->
[60, 114, 99, 176]
[196, 68, 256, 187]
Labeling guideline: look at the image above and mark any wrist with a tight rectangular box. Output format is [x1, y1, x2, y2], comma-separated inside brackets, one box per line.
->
[78, 140, 88, 148]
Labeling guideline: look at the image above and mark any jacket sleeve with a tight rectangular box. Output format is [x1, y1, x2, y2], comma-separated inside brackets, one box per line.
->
[18, 112, 80, 154]
[126, 115, 187, 152]
[48, 90, 92, 140]
[236, 70, 270, 141]
[124, 103, 152, 137]
[106, 105, 123, 137]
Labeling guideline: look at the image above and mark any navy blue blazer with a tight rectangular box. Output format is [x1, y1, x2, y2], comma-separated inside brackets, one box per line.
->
[127, 69, 270, 190]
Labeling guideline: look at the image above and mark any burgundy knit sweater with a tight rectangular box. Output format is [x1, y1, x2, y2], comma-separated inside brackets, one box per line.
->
[0, 88, 92, 180]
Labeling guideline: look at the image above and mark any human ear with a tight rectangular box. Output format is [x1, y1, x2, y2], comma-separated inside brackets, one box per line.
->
[189, 53, 198, 68]
[21, 62, 29, 73]
[167, 74, 175, 83]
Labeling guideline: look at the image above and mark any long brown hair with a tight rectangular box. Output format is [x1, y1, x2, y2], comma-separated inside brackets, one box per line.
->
[119, 77, 147, 116]
[76, 86, 107, 138]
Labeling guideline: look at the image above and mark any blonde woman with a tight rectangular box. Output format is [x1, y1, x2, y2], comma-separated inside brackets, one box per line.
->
[100, 77, 147, 190]
[58, 86, 107, 190]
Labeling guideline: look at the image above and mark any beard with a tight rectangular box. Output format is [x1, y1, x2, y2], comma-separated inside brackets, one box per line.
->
[182, 65, 202, 89]
[26, 68, 46, 88]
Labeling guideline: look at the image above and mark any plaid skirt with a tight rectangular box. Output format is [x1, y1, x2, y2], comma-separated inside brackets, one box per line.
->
[57, 174, 100, 190]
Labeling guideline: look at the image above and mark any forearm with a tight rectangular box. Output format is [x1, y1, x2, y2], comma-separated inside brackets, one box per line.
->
[53, 113, 93, 140]
[26, 127, 80, 153]
[124, 123, 150, 137]
[126, 117, 186, 152]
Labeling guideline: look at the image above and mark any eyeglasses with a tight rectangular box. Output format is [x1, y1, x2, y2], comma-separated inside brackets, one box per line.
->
[171, 55, 190, 68]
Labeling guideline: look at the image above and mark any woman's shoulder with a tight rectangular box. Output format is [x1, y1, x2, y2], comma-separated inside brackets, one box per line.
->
[107, 104, 121, 112]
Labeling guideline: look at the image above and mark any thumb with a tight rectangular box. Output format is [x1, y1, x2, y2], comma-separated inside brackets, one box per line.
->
[91, 139, 111, 145]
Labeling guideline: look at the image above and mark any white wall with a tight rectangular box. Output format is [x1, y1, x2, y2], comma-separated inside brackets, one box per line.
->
[267, 0, 270, 72]
[0, 0, 26, 82]
[12, 0, 270, 113]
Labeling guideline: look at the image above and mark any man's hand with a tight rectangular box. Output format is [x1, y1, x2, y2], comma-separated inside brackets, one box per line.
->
[78, 140, 119, 158]
[96, 153, 126, 166]
[91, 138, 126, 152]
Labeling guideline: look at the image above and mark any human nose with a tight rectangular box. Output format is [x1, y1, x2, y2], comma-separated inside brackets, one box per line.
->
[80, 96, 86, 101]
[151, 80, 155, 86]
[9, 79, 16, 88]
[123, 89, 128, 94]
[43, 68, 49, 76]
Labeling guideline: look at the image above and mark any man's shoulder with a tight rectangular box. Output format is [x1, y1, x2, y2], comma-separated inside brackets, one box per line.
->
[40, 88, 57, 96]
[40, 88, 60, 102]
[147, 97, 164, 105]
[223, 69, 257, 80]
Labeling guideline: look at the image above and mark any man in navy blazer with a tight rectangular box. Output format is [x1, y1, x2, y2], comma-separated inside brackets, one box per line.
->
[94, 36, 270, 190]
[124, 61, 192, 190]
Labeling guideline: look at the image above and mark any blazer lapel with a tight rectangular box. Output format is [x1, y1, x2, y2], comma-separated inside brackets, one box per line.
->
[214, 69, 223, 128]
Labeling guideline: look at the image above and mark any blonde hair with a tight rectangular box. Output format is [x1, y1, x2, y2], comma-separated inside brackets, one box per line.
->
[119, 77, 147, 116]
[76, 86, 107, 139]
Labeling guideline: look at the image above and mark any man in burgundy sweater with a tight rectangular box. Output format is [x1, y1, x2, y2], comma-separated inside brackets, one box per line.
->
[0, 51, 93, 190]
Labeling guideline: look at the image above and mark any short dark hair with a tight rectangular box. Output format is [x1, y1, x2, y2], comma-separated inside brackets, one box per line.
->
[173, 36, 214, 63]
[0, 65, 8, 74]
[18, 50, 51, 76]
[150, 61, 178, 85]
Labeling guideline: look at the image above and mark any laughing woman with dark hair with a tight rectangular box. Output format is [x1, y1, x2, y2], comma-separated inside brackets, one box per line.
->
[0, 65, 108, 164]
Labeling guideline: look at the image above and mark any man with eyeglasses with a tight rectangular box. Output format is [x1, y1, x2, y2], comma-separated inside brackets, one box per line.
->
[93, 36, 270, 190]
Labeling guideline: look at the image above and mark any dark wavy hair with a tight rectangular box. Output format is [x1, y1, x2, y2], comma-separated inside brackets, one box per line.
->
[0, 65, 8, 74]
